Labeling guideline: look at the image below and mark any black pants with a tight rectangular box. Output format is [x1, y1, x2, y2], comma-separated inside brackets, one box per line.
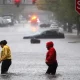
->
[1, 59, 12, 74]
[46, 62, 58, 75]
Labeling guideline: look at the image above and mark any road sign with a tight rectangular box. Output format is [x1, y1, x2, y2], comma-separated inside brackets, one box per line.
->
[75, 0, 80, 14]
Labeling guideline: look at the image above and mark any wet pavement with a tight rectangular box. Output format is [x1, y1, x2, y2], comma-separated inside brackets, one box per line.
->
[0, 24, 80, 80]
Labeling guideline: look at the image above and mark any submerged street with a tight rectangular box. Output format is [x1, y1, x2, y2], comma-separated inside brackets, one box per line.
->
[0, 0, 80, 79]
[0, 24, 80, 80]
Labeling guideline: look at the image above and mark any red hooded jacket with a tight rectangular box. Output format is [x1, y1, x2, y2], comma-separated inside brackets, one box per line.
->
[46, 41, 57, 64]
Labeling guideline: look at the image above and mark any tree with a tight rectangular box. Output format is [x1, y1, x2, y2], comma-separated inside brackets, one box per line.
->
[36, 0, 47, 10]
[36, 0, 80, 34]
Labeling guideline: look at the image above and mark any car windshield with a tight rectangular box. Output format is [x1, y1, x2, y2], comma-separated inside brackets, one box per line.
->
[41, 31, 46, 35]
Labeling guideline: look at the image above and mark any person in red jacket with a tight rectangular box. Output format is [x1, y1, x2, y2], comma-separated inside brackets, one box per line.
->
[32, 0, 36, 4]
[45, 41, 58, 75]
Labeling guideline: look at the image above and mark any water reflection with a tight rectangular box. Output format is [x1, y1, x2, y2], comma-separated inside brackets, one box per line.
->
[44, 73, 62, 80]
[0, 72, 62, 80]
[0, 73, 12, 80]
[30, 26, 39, 32]
[0, 72, 26, 80]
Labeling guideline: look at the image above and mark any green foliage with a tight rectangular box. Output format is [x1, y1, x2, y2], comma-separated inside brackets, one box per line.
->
[36, 0, 48, 10]
[36, 0, 79, 23]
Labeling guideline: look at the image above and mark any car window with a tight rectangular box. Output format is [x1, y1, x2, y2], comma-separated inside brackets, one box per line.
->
[41, 31, 46, 35]
[45, 31, 55, 35]
[3, 16, 11, 19]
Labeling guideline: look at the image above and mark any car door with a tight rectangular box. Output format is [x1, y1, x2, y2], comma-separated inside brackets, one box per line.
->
[51, 31, 59, 38]
[40, 31, 54, 38]
[42, 31, 53, 38]
[39, 31, 47, 38]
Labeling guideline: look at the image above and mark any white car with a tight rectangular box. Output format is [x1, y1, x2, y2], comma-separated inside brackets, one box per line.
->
[3, 16, 14, 25]
[50, 24, 59, 31]
[3, 16, 11, 22]
[0, 17, 8, 27]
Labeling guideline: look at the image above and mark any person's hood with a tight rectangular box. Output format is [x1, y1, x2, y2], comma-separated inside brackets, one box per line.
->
[46, 41, 54, 48]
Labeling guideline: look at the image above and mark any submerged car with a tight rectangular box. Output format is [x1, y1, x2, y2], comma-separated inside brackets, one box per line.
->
[23, 30, 65, 39]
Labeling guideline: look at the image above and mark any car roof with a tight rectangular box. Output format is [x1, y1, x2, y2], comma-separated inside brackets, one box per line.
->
[3, 16, 11, 18]
[42, 29, 58, 33]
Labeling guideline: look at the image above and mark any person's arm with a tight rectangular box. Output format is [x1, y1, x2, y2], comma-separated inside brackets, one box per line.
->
[0, 48, 7, 62]
[46, 49, 55, 63]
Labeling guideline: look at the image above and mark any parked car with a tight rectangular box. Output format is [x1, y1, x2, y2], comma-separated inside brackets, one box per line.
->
[23, 29, 65, 39]
[2, 14, 14, 26]
[0, 17, 8, 27]
[40, 23, 51, 28]
[50, 24, 58, 28]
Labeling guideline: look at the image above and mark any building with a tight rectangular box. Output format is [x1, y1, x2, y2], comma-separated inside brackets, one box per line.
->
[0, 0, 28, 4]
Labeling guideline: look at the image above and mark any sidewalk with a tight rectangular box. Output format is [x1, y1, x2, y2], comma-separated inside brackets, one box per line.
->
[64, 29, 80, 41]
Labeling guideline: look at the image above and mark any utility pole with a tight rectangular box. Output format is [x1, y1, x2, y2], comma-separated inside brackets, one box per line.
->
[3, 0, 6, 4]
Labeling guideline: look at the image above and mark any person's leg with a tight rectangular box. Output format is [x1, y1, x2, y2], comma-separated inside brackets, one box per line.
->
[1, 60, 11, 74]
[5, 60, 11, 72]
[51, 62, 58, 75]
[1, 61, 7, 74]
[46, 66, 51, 74]
[46, 64, 52, 74]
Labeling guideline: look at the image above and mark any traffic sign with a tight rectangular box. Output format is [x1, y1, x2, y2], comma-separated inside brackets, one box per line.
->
[75, 0, 80, 14]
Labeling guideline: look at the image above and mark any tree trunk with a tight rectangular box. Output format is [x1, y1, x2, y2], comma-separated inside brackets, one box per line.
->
[76, 16, 80, 35]
[76, 23, 80, 35]
[67, 22, 72, 33]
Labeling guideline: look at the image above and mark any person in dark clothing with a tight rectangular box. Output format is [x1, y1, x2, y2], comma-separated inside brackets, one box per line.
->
[45, 41, 58, 75]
